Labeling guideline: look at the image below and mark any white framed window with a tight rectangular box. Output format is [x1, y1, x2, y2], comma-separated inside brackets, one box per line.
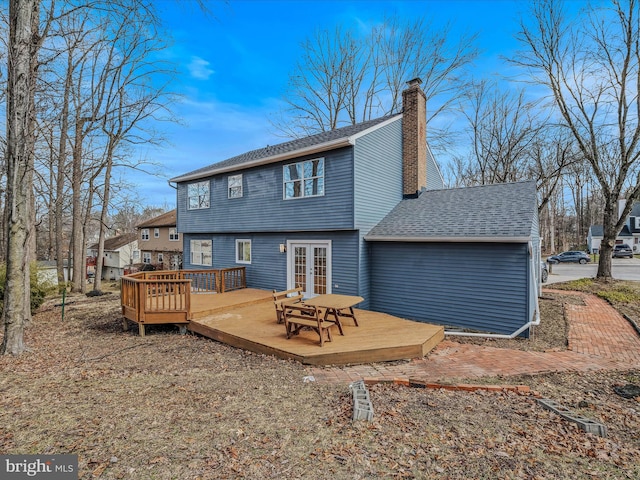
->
[133, 250, 139, 260]
[190, 239, 212, 266]
[188, 181, 210, 210]
[142, 252, 151, 264]
[283, 158, 324, 199]
[169, 228, 179, 241]
[635, 217, 640, 229]
[228, 174, 243, 198]
[158, 253, 164, 263]
[235, 239, 251, 264]
[141, 228, 149, 241]
[154, 228, 160, 238]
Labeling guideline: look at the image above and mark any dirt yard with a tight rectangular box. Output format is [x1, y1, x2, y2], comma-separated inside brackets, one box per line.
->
[1, 285, 639, 479]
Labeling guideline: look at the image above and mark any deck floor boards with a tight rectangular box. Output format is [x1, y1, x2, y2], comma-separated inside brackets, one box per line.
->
[187, 289, 444, 365]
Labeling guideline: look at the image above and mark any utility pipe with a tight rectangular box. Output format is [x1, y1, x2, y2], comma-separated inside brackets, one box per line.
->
[445, 242, 541, 339]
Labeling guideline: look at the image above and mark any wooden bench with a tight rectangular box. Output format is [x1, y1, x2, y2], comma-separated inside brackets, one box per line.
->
[283, 304, 336, 346]
[272, 288, 304, 324]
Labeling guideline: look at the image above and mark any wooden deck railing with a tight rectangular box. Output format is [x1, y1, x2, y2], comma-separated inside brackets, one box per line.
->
[120, 267, 246, 335]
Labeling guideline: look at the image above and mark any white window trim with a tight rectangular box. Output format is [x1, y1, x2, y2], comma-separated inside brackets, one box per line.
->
[228, 174, 243, 199]
[169, 228, 179, 241]
[158, 253, 164, 263]
[187, 180, 210, 210]
[142, 252, 151, 264]
[283, 158, 324, 200]
[190, 239, 212, 266]
[141, 228, 149, 241]
[154, 228, 160, 238]
[235, 239, 252, 264]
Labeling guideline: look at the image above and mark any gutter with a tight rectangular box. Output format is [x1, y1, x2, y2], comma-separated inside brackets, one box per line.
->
[364, 235, 532, 243]
[445, 241, 541, 339]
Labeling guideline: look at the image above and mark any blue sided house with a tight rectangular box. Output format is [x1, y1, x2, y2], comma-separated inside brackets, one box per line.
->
[171, 78, 542, 337]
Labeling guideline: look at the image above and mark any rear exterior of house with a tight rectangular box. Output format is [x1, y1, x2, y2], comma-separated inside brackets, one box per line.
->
[172, 115, 414, 309]
[171, 79, 540, 335]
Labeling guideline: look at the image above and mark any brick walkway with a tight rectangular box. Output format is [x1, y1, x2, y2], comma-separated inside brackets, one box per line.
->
[306, 290, 640, 384]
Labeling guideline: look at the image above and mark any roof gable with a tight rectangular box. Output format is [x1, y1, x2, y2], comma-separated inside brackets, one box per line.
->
[89, 232, 137, 252]
[365, 181, 538, 242]
[137, 210, 176, 228]
[170, 115, 401, 183]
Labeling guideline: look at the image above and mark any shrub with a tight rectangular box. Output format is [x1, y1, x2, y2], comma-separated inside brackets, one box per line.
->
[0, 263, 57, 315]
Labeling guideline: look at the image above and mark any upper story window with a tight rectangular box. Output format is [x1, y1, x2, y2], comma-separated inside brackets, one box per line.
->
[142, 252, 151, 263]
[228, 174, 243, 199]
[283, 158, 324, 199]
[169, 228, 179, 241]
[188, 181, 210, 210]
[235, 239, 251, 264]
[154, 228, 160, 238]
[141, 229, 149, 241]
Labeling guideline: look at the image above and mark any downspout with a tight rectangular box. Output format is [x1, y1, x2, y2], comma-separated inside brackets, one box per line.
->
[445, 241, 541, 339]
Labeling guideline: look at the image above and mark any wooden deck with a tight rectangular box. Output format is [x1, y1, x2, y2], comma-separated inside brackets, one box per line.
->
[187, 289, 444, 366]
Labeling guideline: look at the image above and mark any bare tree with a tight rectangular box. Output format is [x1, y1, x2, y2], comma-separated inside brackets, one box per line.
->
[516, 0, 640, 278]
[2, 0, 42, 355]
[457, 80, 544, 185]
[272, 15, 478, 150]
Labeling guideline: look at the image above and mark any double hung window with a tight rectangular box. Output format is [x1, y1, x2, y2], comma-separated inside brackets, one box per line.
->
[235, 239, 251, 264]
[228, 174, 243, 198]
[190, 239, 212, 266]
[283, 158, 324, 199]
[188, 181, 210, 209]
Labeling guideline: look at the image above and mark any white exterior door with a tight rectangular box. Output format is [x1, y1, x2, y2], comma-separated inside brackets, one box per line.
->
[287, 240, 331, 298]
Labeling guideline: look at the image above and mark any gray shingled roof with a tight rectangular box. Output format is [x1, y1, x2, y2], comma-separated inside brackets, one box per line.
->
[137, 210, 176, 229]
[170, 115, 400, 182]
[365, 181, 538, 241]
[589, 225, 632, 237]
[88, 232, 137, 251]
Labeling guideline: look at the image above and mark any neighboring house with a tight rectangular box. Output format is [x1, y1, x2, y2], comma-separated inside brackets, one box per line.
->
[136, 209, 183, 270]
[588, 199, 640, 253]
[170, 78, 541, 336]
[88, 233, 138, 281]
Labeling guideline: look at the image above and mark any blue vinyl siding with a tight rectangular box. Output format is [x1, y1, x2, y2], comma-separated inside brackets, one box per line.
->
[176, 147, 354, 234]
[369, 242, 530, 335]
[353, 118, 403, 311]
[182, 231, 361, 297]
[426, 146, 445, 191]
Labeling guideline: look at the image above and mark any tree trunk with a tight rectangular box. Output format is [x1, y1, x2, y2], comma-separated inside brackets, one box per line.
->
[597, 200, 618, 279]
[70, 118, 86, 292]
[2, 0, 39, 355]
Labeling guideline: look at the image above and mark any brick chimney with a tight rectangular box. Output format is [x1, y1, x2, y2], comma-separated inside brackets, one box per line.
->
[402, 78, 427, 198]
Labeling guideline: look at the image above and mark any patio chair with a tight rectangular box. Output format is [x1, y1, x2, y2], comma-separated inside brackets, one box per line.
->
[283, 304, 335, 346]
[272, 288, 304, 324]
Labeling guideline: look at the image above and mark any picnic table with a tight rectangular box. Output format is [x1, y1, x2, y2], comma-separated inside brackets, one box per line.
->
[302, 294, 364, 336]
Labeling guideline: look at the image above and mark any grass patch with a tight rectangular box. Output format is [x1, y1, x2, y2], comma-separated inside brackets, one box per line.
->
[597, 285, 640, 304]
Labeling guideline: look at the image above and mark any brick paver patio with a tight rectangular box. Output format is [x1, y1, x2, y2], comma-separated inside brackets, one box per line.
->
[307, 290, 640, 384]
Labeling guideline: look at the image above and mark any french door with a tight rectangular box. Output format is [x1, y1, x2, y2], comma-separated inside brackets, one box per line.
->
[287, 240, 331, 298]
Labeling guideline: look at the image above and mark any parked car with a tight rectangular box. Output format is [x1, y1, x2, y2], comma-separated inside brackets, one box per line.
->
[613, 244, 634, 258]
[540, 261, 548, 283]
[546, 251, 591, 264]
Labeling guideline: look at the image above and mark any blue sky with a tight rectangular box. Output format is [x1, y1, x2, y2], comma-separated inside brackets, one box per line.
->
[136, 0, 536, 207]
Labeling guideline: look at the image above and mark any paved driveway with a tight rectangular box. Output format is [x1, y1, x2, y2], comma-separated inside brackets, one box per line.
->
[546, 257, 640, 284]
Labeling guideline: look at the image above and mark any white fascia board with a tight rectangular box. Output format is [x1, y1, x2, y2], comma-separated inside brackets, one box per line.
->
[170, 137, 352, 183]
[363, 235, 532, 243]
